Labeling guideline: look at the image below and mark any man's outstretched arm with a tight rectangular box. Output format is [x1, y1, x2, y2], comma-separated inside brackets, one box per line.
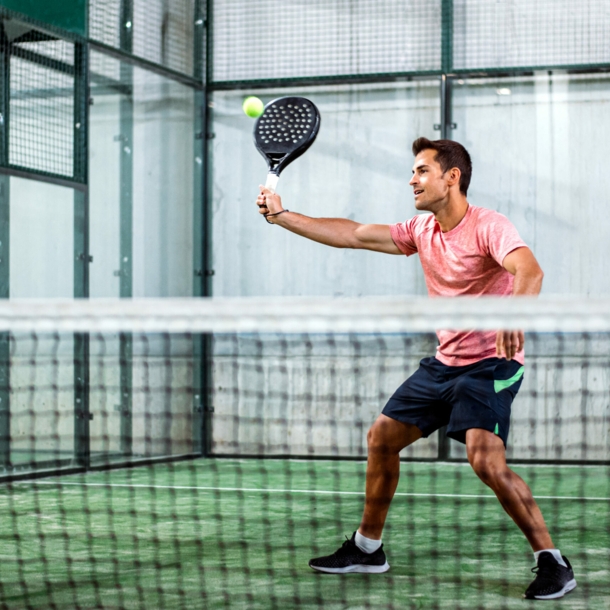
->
[256, 186, 401, 254]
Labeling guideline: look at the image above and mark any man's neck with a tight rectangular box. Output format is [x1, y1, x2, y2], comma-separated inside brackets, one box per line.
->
[434, 197, 469, 232]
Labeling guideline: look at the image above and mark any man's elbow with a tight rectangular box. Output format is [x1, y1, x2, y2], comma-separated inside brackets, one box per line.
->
[349, 226, 369, 250]
[527, 265, 544, 284]
[525, 265, 544, 291]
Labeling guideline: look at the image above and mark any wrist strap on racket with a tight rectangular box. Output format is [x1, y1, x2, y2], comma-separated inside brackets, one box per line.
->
[265, 209, 290, 224]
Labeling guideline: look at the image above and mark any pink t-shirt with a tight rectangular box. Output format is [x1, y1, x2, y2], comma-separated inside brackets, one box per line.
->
[390, 204, 527, 366]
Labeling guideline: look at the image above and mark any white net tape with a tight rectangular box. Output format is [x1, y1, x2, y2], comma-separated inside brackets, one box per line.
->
[0, 296, 608, 333]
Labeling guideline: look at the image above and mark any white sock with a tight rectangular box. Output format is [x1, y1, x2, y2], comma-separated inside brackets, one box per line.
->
[534, 549, 567, 568]
[355, 530, 381, 554]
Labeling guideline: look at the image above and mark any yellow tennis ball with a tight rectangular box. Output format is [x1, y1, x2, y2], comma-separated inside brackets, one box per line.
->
[243, 96, 264, 118]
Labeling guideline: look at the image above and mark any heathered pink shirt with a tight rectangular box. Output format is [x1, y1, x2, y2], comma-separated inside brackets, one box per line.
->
[390, 204, 527, 366]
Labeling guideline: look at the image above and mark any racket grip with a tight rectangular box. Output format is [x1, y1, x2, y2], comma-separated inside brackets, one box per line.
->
[265, 173, 279, 194]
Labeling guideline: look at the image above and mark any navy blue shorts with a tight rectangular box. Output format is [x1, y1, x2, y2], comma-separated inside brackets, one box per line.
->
[382, 357, 524, 447]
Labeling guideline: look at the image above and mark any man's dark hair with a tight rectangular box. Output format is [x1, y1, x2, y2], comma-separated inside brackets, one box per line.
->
[412, 137, 472, 195]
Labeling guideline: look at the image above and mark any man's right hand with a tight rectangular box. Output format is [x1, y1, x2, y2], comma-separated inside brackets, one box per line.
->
[257, 186, 284, 222]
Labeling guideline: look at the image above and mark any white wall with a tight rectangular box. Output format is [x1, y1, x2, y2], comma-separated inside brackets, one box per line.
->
[212, 82, 439, 297]
[453, 72, 610, 295]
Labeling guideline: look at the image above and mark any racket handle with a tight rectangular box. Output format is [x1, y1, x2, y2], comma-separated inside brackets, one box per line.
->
[265, 172, 279, 194]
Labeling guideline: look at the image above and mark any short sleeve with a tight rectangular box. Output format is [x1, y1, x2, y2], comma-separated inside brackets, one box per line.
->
[390, 218, 419, 256]
[483, 212, 528, 266]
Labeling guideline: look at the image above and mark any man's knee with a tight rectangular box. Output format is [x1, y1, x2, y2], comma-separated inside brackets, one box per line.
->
[367, 415, 421, 454]
[466, 428, 509, 486]
[468, 451, 510, 487]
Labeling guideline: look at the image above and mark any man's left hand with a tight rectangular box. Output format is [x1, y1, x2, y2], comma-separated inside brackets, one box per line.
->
[496, 330, 524, 360]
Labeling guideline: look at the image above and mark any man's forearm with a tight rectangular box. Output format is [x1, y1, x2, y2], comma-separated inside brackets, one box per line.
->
[511, 268, 544, 296]
[272, 211, 361, 249]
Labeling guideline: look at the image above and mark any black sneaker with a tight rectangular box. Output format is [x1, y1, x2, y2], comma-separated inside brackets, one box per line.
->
[524, 552, 577, 600]
[308, 532, 390, 574]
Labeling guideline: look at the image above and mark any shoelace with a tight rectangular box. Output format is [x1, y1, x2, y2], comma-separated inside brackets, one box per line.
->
[334, 536, 355, 557]
[530, 560, 562, 583]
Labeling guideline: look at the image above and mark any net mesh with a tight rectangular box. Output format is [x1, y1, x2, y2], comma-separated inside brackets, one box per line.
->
[89, 0, 196, 77]
[211, 0, 610, 82]
[0, 297, 608, 609]
[212, 0, 442, 82]
[0, 20, 77, 179]
[9, 55, 74, 177]
[453, 0, 610, 70]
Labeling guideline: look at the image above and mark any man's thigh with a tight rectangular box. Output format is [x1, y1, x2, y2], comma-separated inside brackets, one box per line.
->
[381, 357, 452, 438]
[445, 358, 524, 447]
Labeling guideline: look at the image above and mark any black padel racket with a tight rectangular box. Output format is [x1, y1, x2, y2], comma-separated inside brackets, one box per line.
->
[254, 96, 321, 200]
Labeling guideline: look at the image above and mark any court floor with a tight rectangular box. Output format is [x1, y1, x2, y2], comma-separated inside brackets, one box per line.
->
[0, 459, 608, 609]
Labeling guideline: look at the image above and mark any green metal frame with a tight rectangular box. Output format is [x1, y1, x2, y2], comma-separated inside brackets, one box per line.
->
[192, 0, 214, 456]
[192, 0, 204, 454]
[118, 0, 134, 458]
[0, 32, 9, 468]
[203, 0, 215, 456]
[437, 0, 454, 460]
[0, 175, 8, 468]
[73, 41, 90, 468]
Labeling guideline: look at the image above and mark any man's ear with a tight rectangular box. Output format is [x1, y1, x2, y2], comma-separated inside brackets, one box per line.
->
[448, 167, 461, 187]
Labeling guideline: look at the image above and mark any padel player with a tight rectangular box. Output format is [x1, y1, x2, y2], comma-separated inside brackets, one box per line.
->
[255, 138, 576, 600]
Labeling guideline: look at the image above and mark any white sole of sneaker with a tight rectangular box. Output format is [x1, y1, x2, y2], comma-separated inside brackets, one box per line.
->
[531, 579, 577, 600]
[309, 562, 390, 574]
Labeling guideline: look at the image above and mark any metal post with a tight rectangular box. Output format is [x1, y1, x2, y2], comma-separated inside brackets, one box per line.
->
[73, 181, 91, 471]
[119, 0, 134, 456]
[197, 0, 215, 457]
[0, 32, 10, 468]
[191, 0, 205, 454]
[73, 42, 91, 468]
[439, 0, 455, 142]
[0, 31, 9, 168]
[438, 0, 454, 460]
[73, 329, 91, 468]
[0, 174, 9, 468]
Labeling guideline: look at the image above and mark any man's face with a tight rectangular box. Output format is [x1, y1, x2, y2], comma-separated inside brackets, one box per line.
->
[409, 149, 453, 212]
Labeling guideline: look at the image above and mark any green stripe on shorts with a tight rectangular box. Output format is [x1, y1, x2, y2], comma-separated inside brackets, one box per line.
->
[494, 366, 524, 393]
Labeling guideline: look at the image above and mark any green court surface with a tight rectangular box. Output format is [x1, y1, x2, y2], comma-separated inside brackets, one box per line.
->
[0, 459, 608, 609]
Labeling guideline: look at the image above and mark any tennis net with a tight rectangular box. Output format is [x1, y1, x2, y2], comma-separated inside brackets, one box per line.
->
[0, 296, 608, 609]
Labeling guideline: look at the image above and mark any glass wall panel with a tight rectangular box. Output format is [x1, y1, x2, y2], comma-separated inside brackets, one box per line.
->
[9, 177, 74, 466]
[89, 86, 121, 298]
[453, 72, 610, 296]
[89, 50, 196, 297]
[131, 67, 195, 297]
[89, 49, 196, 460]
[211, 81, 440, 459]
[212, 81, 439, 297]
[10, 178, 73, 297]
[450, 72, 610, 460]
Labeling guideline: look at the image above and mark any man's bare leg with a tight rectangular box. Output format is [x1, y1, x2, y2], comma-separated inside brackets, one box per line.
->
[357, 414, 422, 540]
[465, 428, 553, 551]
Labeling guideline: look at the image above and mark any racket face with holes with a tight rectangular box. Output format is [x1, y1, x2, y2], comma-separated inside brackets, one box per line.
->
[253, 97, 321, 177]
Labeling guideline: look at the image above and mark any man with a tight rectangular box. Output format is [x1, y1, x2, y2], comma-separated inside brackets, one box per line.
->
[256, 138, 576, 600]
